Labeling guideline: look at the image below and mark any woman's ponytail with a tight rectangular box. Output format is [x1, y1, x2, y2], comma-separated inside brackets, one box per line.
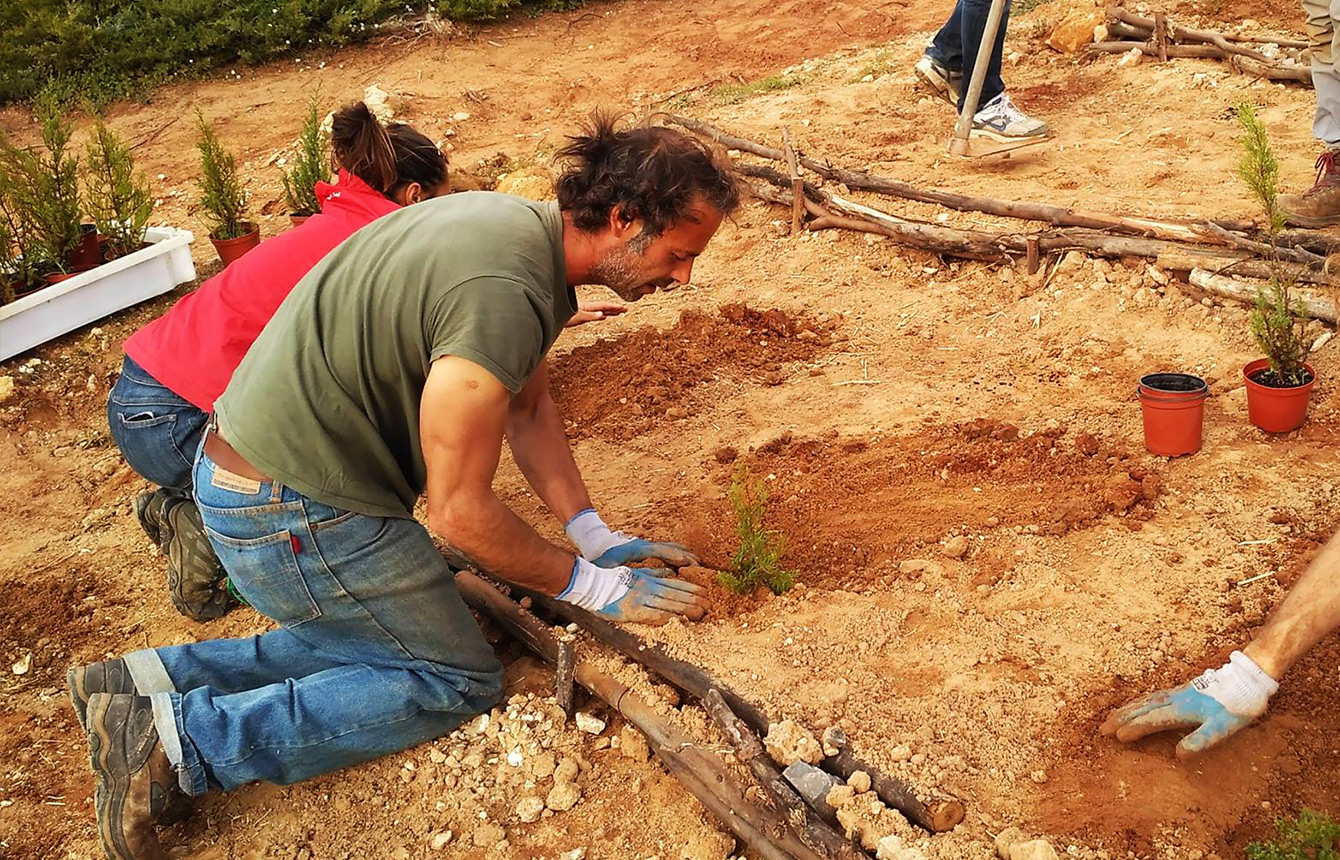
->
[330, 101, 398, 194]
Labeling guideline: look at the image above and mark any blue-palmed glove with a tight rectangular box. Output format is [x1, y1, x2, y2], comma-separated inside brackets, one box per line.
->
[1100, 651, 1279, 757]
[565, 508, 700, 569]
[557, 557, 706, 625]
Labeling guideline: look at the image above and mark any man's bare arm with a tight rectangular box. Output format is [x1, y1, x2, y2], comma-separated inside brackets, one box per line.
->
[421, 355, 574, 595]
[504, 359, 592, 525]
[1244, 527, 1340, 679]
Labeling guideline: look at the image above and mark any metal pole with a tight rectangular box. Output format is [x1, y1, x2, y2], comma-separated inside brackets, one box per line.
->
[948, 0, 1010, 156]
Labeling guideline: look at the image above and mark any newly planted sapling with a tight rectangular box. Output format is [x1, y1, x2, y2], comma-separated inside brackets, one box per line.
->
[281, 94, 329, 218]
[195, 111, 252, 241]
[1235, 102, 1313, 387]
[29, 96, 82, 272]
[84, 120, 153, 259]
[720, 466, 795, 596]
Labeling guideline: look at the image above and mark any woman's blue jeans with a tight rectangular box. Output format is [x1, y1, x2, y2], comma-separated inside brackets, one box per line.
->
[106, 355, 208, 492]
[122, 450, 504, 795]
[927, 0, 1011, 112]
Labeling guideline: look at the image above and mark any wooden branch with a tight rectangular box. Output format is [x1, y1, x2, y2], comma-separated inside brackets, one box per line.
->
[454, 572, 817, 860]
[1087, 41, 1231, 59]
[704, 690, 872, 860]
[1108, 7, 1274, 62]
[737, 163, 830, 203]
[1158, 252, 1333, 286]
[667, 114, 1235, 243]
[1153, 12, 1168, 62]
[820, 728, 966, 834]
[783, 127, 804, 236]
[1229, 54, 1312, 83]
[1189, 268, 1337, 323]
[1196, 221, 1326, 265]
[512, 583, 964, 833]
[556, 633, 576, 719]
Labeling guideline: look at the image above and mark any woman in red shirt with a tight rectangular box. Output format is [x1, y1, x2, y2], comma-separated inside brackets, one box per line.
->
[108, 101, 450, 620]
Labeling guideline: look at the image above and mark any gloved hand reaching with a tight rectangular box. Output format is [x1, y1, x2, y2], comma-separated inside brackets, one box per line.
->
[557, 557, 706, 625]
[1100, 650, 1279, 757]
[565, 508, 700, 569]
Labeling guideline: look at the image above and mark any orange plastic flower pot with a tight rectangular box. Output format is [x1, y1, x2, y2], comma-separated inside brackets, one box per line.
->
[210, 223, 261, 267]
[1137, 373, 1208, 457]
[1243, 359, 1315, 433]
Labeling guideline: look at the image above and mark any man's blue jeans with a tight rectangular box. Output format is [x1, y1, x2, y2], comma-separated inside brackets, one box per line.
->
[107, 355, 208, 492]
[927, 0, 1011, 113]
[122, 450, 504, 795]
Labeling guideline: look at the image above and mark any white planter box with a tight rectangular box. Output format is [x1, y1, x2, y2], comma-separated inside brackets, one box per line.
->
[1, 227, 195, 362]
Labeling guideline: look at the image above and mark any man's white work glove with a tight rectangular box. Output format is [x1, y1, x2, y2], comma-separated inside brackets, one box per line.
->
[557, 557, 705, 625]
[564, 508, 699, 569]
[1101, 651, 1279, 757]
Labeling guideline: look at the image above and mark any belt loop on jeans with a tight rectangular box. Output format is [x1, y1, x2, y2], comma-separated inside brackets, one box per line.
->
[270, 480, 282, 503]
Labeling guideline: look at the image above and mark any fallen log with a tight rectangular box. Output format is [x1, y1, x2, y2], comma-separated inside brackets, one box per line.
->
[704, 690, 872, 860]
[1189, 268, 1338, 323]
[1157, 252, 1332, 286]
[1108, 8, 1275, 62]
[1229, 54, 1312, 83]
[664, 114, 1235, 243]
[1196, 221, 1326, 265]
[512, 582, 965, 833]
[1087, 41, 1235, 59]
[455, 571, 821, 860]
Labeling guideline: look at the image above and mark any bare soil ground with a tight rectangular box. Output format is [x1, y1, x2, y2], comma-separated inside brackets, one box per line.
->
[3, 0, 1339, 858]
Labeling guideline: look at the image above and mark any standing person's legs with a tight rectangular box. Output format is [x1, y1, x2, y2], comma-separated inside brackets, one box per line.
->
[80, 452, 504, 857]
[106, 354, 234, 621]
[917, 0, 967, 106]
[956, 0, 1009, 113]
[1281, 0, 1340, 225]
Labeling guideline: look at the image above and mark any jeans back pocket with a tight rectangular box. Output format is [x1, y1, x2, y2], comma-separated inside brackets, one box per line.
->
[200, 521, 322, 626]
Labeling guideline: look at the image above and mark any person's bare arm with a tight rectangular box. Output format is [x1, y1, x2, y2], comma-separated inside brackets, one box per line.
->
[504, 359, 592, 525]
[1244, 528, 1340, 678]
[421, 355, 575, 595]
[1102, 526, 1340, 756]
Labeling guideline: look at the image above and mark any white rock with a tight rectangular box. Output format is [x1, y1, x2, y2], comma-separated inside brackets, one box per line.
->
[941, 536, 969, 559]
[1313, 331, 1333, 352]
[507, 748, 524, 767]
[516, 796, 545, 823]
[1117, 47, 1143, 68]
[452, 111, 472, 121]
[429, 831, 453, 850]
[1011, 840, 1060, 860]
[877, 835, 928, 860]
[468, 712, 490, 735]
[12, 653, 31, 675]
[575, 711, 606, 735]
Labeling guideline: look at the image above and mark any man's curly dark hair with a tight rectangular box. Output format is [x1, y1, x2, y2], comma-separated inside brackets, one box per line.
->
[555, 111, 739, 237]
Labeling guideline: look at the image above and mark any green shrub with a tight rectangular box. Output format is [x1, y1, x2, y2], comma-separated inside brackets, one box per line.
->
[281, 95, 330, 217]
[0, 137, 49, 290]
[196, 112, 251, 241]
[719, 466, 795, 596]
[1, 0, 597, 107]
[84, 120, 154, 258]
[1246, 809, 1340, 860]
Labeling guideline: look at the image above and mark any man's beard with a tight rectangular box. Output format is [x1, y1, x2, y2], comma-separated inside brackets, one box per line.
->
[590, 232, 665, 301]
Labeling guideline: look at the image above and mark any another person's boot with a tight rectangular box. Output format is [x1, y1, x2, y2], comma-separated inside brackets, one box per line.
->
[68, 659, 136, 732]
[85, 693, 183, 860]
[1280, 150, 1340, 227]
[971, 93, 1050, 142]
[132, 489, 171, 546]
[914, 54, 962, 107]
[160, 496, 238, 622]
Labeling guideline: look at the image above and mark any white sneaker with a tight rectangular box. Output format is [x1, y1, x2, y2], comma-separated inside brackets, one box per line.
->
[971, 93, 1051, 142]
[913, 55, 961, 108]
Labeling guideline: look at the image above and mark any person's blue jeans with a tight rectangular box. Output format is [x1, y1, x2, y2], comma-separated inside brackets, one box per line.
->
[107, 355, 209, 492]
[927, 0, 1011, 113]
[121, 450, 504, 796]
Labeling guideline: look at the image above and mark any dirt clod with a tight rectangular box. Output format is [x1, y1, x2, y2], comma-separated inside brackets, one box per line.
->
[546, 781, 582, 812]
[764, 719, 824, 765]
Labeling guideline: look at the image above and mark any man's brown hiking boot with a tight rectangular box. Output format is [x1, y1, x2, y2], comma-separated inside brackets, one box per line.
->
[85, 693, 183, 860]
[160, 497, 237, 622]
[1280, 149, 1340, 227]
[69, 659, 136, 732]
[133, 489, 171, 546]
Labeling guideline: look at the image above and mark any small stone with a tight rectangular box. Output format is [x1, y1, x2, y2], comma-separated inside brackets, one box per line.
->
[890, 744, 912, 762]
[1117, 46, 1143, 68]
[516, 796, 545, 823]
[575, 712, 606, 735]
[1011, 840, 1060, 860]
[877, 834, 928, 860]
[12, 653, 31, 676]
[472, 822, 504, 848]
[546, 780, 582, 812]
[429, 831, 453, 850]
[847, 770, 872, 793]
[530, 751, 556, 779]
[452, 111, 471, 121]
[764, 720, 824, 765]
[554, 756, 580, 784]
[995, 827, 1026, 860]
[429, 748, 446, 764]
[1046, 8, 1103, 52]
[941, 536, 969, 559]
[619, 726, 650, 762]
[0, 376, 15, 404]
[1075, 433, 1100, 456]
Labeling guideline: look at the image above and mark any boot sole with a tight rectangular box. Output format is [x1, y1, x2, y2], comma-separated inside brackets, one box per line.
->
[913, 61, 960, 108]
[69, 666, 91, 733]
[87, 695, 166, 860]
[969, 126, 1053, 145]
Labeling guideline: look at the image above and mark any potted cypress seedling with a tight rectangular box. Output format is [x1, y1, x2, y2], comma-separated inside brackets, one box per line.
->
[196, 112, 258, 265]
[26, 99, 89, 281]
[1234, 103, 1317, 433]
[281, 95, 329, 228]
[0, 148, 47, 300]
[84, 120, 154, 261]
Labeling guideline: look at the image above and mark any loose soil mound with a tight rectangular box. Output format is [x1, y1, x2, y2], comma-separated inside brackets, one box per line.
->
[550, 303, 832, 441]
[677, 419, 1161, 588]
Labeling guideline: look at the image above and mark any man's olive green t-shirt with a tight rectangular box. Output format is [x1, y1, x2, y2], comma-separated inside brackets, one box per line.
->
[214, 193, 575, 518]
